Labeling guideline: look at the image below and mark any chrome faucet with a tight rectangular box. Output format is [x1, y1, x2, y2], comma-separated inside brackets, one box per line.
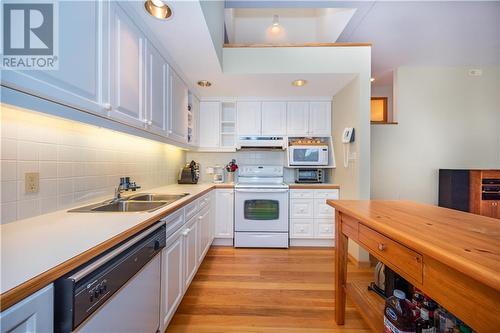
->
[114, 177, 141, 201]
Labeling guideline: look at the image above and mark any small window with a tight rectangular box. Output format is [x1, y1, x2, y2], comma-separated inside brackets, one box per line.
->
[370, 97, 388, 123]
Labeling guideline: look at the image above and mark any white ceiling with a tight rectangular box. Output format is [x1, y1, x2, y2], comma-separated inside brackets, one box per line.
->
[127, 1, 357, 97]
[225, 8, 356, 44]
[226, 1, 500, 86]
[129, 1, 500, 96]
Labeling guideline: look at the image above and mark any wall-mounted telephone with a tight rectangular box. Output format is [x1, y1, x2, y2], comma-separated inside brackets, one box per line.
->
[342, 127, 355, 143]
[342, 128, 355, 168]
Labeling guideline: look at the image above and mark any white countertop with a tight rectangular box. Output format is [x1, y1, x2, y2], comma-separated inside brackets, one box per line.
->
[0, 183, 214, 295]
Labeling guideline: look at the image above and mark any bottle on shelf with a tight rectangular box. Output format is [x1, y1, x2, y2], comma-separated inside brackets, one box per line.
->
[416, 308, 436, 333]
[384, 289, 416, 333]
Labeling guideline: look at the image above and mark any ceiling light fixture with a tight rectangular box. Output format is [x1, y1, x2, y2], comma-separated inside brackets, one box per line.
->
[292, 79, 307, 87]
[370, 77, 375, 82]
[197, 80, 212, 88]
[270, 14, 281, 34]
[144, 0, 172, 20]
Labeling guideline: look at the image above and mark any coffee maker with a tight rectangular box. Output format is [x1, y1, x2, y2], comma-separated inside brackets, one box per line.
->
[178, 160, 200, 184]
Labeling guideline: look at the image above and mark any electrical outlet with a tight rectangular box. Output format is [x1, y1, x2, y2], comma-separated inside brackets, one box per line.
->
[25, 172, 39, 193]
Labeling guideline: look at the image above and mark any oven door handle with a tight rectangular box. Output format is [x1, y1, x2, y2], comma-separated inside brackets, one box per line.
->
[235, 188, 289, 193]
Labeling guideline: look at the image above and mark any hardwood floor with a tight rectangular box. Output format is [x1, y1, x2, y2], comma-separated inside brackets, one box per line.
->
[166, 246, 374, 333]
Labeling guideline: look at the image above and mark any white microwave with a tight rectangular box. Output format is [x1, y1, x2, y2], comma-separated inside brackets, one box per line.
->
[289, 145, 329, 166]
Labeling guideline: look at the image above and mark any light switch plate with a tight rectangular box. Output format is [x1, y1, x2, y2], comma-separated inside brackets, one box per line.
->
[25, 172, 39, 193]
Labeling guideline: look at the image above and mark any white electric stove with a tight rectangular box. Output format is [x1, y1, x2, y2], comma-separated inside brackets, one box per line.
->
[234, 166, 289, 248]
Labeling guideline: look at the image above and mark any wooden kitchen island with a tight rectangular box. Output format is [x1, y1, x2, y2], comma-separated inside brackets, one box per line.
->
[327, 200, 500, 333]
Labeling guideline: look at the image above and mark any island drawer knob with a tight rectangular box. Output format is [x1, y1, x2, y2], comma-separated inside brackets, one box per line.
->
[378, 243, 385, 251]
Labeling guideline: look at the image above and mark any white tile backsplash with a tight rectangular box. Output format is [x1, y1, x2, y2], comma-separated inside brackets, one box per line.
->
[186, 151, 288, 183]
[0, 104, 186, 224]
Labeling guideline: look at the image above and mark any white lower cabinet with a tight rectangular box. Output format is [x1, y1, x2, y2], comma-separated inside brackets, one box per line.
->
[197, 206, 211, 264]
[215, 189, 234, 242]
[289, 189, 339, 245]
[0, 284, 53, 333]
[183, 214, 199, 289]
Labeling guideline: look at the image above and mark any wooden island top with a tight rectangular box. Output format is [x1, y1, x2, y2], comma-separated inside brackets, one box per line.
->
[327, 200, 500, 332]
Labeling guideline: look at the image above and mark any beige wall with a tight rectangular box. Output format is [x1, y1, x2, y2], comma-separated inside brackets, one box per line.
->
[1, 104, 186, 224]
[331, 76, 371, 262]
[371, 66, 500, 204]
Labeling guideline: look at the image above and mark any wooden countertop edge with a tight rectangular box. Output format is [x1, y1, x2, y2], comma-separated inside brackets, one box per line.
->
[327, 200, 500, 292]
[289, 184, 340, 189]
[0, 186, 216, 311]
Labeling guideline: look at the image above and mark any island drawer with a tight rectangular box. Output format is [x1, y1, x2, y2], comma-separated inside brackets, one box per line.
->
[359, 224, 423, 284]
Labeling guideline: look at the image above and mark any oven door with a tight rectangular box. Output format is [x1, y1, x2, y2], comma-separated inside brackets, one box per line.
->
[235, 188, 289, 232]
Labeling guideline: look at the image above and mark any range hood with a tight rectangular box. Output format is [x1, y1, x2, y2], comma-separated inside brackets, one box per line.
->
[236, 136, 286, 150]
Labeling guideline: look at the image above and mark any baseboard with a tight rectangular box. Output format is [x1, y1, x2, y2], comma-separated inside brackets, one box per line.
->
[290, 239, 334, 247]
[212, 238, 233, 246]
[348, 253, 372, 268]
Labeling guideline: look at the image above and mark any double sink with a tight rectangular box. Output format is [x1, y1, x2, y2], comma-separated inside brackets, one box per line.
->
[69, 193, 190, 213]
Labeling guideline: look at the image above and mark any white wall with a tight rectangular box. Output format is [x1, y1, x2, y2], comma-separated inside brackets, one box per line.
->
[371, 66, 500, 204]
[0, 104, 186, 224]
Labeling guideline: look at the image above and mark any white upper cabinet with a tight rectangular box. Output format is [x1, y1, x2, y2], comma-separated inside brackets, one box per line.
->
[199, 101, 220, 148]
[287, 102, 310, 135]
[261, 102, 287, 135]
[189, 95, 200, 146]
[309, 101, 331, 136]
[1, 1, 106, 115]
[237, 101, 262, 136]
[109, 2, 145, 128]
[145, 41, 168, 136]
[168, 70, 188, 143]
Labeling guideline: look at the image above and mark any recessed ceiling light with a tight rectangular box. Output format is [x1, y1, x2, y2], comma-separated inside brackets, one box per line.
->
[144, 0, 172, 20]
[270, 14, 281, 34]
[292, 79, 307, 87]
[370, 77, 375, 82]
[197, 80, 212, 87]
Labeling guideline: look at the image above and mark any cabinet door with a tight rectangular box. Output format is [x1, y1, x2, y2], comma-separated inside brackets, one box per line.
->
[160, 234, 183, 331]
[314, 199, 335, 218]
[481, 201, 500, 219]
[189, 95, 200, 145]
[145, 41, 167, 136]
[261, 102, 287, 135]
[197, 208, 211, 264]
[109, 3, 145, 127]
[215, 190, 234, 238]
[0, 284, 53, 333]
[290, 199, 314, 219]
[290, 219, 314, 239]
[1, 1, 105, 115]
[287, 102, 309, 135]
[237, 101, 262, 135]
[314, 219, 335, 239]
[199, 102, 221, 148]
[309, 101, 331, 136]
[184, 216, 199, 288]
[168, 70, 188, 143]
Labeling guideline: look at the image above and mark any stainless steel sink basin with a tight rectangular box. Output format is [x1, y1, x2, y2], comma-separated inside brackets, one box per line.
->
[126, 193, 189, 202]
[90, 201, 168, 212]
[68, 193, 190, 213]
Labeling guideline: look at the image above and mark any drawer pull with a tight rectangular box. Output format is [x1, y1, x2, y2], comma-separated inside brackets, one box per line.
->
[300, 208, 305, 213]
[378, 243, 386, 251]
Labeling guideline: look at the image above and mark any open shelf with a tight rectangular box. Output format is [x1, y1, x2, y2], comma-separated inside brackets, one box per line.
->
[345, 279, 385, 333]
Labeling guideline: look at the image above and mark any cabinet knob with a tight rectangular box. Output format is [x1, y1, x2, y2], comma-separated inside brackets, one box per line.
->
[102, 103, 112, 111]
[182, 228, 190, 236]
[147, 120, 152, 125]
[168, 130, 173, 134]
[378, 243, 386, 251]
[198, 216, 203, 220]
